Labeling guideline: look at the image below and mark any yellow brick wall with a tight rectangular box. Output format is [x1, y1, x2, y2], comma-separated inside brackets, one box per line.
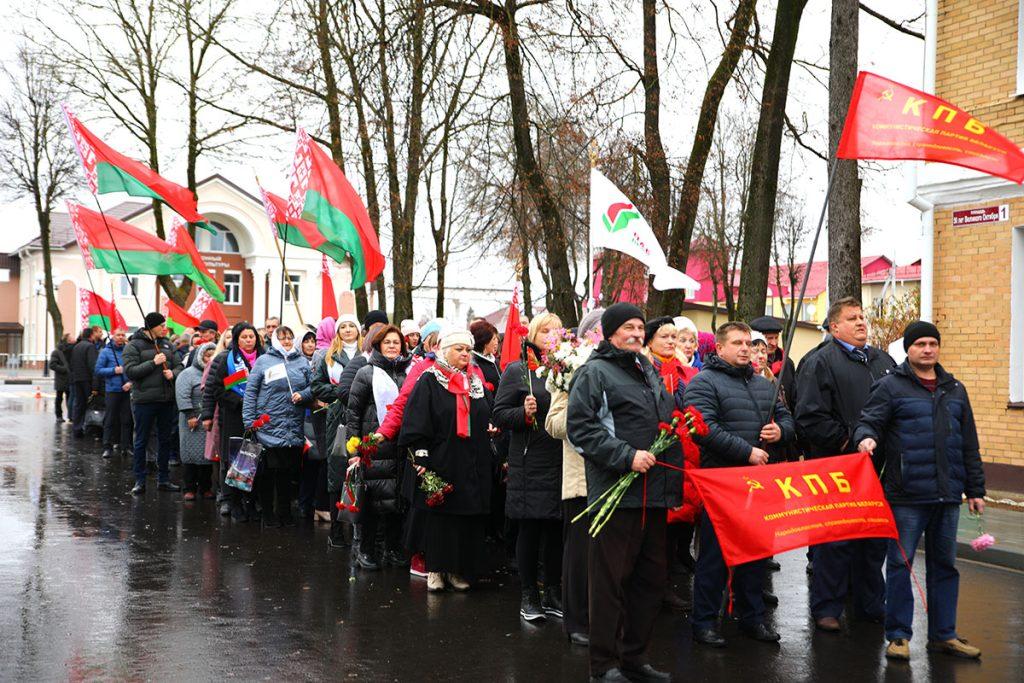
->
[936, 0, 1024, 139]
[933, 198, 1022, 468]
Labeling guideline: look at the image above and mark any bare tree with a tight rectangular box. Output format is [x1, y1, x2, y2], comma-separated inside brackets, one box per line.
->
[0, 46, 80, 342]
[771, 189, 808, 329]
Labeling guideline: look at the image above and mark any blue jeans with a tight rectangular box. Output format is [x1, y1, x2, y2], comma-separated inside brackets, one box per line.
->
[885, 503, 960, 642]
[692, 512, 766, 631]
[132, 401, 175, 485]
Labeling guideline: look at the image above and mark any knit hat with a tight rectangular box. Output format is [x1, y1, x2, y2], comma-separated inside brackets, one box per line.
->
[420, 319, 444, 339]
[144, 312, 166, 329]
[749, 315, 784, 333]
[643, 316, 675, 346]
[601, 303, 645, 340]
[197, 319, 219, 333]
[750, 331, 767, 346]
[401, 319, 419, 336]
[364, 310, 388, 330]
[335, 313, 359, 331]
[439, 326, 473, 350]
[903, 320, 940, 351]
[673, 316, 698, 335]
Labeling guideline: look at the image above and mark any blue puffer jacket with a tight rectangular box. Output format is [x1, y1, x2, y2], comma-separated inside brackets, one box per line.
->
[853, 362, 985, 505]
[94, 340, 129, 393]
[242, 344, 314, 448]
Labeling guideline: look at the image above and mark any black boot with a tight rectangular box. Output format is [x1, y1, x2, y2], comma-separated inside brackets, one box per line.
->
[520, 588, 545, 622]
[542, 585, 564, 618]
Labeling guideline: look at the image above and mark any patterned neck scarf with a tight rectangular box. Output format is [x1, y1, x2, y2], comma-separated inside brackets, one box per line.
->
[431, 357, 483, 438]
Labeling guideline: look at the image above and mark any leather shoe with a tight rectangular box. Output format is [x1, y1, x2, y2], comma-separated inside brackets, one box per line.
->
[102, 449, 113, 459]
[692, 628, 726, 648]
[590, 668, 630, 682]
[355, 551, 380, 571]
[740, 622, 781, 643]
[568, 632, 589, 647]
[765, 558, 781, 571]
[130, 482, 146, 495]
[621, 663, 671, 681]
[762, 590, 779, 607]
[663, 591, 691, 611]
[157, 481, 181, 492]
[815, 616, 841, 632]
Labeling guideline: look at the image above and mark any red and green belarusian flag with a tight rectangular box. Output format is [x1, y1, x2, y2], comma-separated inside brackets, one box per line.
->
[165, 300, 200, 335]
[188, 289, 230, 332]
[167, 218, 224, 299]
[224, 367, 247, 390]
[67, 202, 225, 302]
[286, 129, 385, 289]
[79, 288, 127, 331]
[62, 106, 214, 234]
[258, 186, 348, 265]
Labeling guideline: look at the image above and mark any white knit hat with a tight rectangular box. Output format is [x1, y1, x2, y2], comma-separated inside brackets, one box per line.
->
[439, 326, 473, 350]
[336, 313, 359, 331]
[673, 316, 698, 334]
[750, 331, 767, 345]
[400, 319, 419, 336]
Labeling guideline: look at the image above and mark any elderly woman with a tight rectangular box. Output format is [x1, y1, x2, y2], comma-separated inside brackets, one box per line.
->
[399, 327, 493, 593]
[544, 307, 602, 646]
[493, 311, 564, 622]
[203, 322, 265, 522]
[243, 326, 314, 528]
[177, 342, 217, 501]
[346, 324, 411, 570]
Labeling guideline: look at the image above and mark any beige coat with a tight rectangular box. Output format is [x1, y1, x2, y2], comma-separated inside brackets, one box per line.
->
[544, 388, 588, 500]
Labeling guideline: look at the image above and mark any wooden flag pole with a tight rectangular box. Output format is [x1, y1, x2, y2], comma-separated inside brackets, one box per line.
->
[255, 174, 305, 328]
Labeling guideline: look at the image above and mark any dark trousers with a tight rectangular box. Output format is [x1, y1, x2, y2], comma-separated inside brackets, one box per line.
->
[102, 391, 133, 449]
[588, 509, 666, 676]
[298, 453, 325, 511]
[517, 517, 563, 590]
[257, 447, 301, 518]
[183, 463, 213, 494]
[810, 538, 887, 620]
[132, 401, 175, 484]
[692, 512, 766, 630]
[55, 389, 70, 420]
[360, 507, 404, 555]
[562, 497, 590, 635]
[71, 381, 91, 434]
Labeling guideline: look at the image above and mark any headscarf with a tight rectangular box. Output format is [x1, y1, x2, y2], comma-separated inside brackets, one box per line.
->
[194, 342, 216, 371]
[315, 317, 336, 350]
[271, 329, 301, 358]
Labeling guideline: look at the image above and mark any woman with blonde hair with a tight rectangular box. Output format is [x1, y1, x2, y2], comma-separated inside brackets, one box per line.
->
[493, 311, 564, 622]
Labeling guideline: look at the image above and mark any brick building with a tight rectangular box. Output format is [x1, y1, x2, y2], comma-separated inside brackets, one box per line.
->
[913, 0, 1024, 492]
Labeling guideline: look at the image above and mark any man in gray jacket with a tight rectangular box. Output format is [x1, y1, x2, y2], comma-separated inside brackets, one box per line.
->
[685, 321, 796, 648]
[122, 312, 183, 495]
[567, 303, 681, 683]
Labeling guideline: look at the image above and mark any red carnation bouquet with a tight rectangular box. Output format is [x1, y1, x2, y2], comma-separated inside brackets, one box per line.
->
[249, 413, 271, 432]
[346, 433, 383, 468]
[408, 453, 454, 507]
[573, 406, 708, 537]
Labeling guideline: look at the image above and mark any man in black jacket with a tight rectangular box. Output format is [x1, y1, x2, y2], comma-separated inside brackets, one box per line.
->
[50, 333, 75, 424]
[122, 312, 183, 495]
[794, 297, 895, 632]
[684, 321, 796, 647]
[70, 326, 102, 437]
[854, 321, 984, 661]
[567, 303, 681, 683]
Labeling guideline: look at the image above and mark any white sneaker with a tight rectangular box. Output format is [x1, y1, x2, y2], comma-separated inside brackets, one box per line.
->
[427, 572, 445, 592]
[447, 573, 470, 592]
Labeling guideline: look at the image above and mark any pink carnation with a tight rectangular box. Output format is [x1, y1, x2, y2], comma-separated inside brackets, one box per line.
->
[970, 533, 996, 552]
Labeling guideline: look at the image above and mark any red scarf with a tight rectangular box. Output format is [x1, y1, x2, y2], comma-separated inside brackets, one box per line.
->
[652, 352, 684, 395]
[434, 362, 472, 439]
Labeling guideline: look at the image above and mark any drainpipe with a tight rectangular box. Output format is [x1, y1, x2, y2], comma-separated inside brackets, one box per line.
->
[909, 0, 939, 322]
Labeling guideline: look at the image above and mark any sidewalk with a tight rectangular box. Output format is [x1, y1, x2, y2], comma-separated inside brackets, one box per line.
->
[956, 502, 1024, 571]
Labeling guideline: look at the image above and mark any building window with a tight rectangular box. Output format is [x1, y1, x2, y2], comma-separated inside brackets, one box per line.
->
[283, 274, 301, 303]
[119, 276, 140, 298]
[223, 271, 242, 305]
[197, 222, 240, 254]
[1010, 227, 1024, 402]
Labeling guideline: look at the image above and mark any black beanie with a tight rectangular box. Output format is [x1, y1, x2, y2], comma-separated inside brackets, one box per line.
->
[363, 309, 388, 330]
[903, 320, 940, 351]
[144, 312, 166, 329]
[601, 303, 645, 340]
[644, 316, 674, 346]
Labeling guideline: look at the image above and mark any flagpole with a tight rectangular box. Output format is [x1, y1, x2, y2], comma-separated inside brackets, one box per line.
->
[255, 175, 305, 328]
[587, 143, 598, 312]
[767, 157, 839, 422]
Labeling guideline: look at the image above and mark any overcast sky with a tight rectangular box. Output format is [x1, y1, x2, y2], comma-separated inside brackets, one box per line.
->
[0, 2, 927, 286]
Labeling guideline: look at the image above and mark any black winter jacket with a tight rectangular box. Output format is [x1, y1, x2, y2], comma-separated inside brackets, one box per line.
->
[794, 339, 895, 461]
[566, 341, 682, 509]
[311, 349, 357, 493]
[122, 330, 182, 404]
[853, 362, 985, 505]
[492, 360, 562, 519]
[70, 339, 99, 385]
[51, 342, 73, 391]
[345, 351, 411, 513]
[683, 355, 796, 469]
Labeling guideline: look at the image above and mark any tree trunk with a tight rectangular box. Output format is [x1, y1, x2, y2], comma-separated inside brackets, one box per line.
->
[659, 0, 756, 316]
[519, 234, 533, 318]
[37, 211, 63, 342]
[827, 0, 862, 303]
[736, 0, 808, 322]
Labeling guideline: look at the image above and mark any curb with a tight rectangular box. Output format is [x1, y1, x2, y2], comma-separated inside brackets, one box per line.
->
[2, 379, 35, 385]
[956, 542, 1024, 571]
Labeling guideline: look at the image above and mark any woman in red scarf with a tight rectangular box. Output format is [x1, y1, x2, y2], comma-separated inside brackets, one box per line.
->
[644, 316, 700, 609]
[398, 327, 494, 593]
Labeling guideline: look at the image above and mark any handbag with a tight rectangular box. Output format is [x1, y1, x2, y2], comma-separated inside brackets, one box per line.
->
[327, 422, 348, 493]
[304, 419, 324, 461]
[225, 435, 263, 492]
[339, 463, 366, 524]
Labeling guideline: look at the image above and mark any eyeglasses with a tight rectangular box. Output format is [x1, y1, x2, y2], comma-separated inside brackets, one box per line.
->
[278, 334, 294, 341]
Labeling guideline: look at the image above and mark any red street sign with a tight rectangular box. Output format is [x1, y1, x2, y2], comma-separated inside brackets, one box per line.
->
[952, 205, 1009, 226]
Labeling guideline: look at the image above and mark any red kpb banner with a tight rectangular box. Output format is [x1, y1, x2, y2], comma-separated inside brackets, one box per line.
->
[688, 453, 897, 567]
[838, 71, 1024, 183]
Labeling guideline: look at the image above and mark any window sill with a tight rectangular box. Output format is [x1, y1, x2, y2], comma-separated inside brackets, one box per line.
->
[1007, 402, 1024, 410]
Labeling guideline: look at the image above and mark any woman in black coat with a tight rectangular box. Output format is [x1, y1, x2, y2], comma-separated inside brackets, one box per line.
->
[491, 312, 564, 622]
[345, 325, 411, 570]
[202, 321, 264, 522]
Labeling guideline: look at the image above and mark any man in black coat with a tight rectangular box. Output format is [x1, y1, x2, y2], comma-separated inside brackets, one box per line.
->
[793, 297, 895, 633]
[684, 321, 796, 648]
[567, 303, 681, 683]
[70, 326, 103, 437]
[854, 321, 984, 661]
[50, 333, 75, 424]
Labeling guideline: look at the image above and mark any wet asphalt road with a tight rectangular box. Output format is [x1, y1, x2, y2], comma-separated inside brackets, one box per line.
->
[1, 388, 1022, 682]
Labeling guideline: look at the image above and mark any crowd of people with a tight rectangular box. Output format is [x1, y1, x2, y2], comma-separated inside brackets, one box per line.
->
[49, 296, 987, 682]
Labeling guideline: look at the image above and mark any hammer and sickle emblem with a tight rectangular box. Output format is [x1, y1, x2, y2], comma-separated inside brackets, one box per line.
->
[879, 88, 894, 102]
[744, 476, 764, 493]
